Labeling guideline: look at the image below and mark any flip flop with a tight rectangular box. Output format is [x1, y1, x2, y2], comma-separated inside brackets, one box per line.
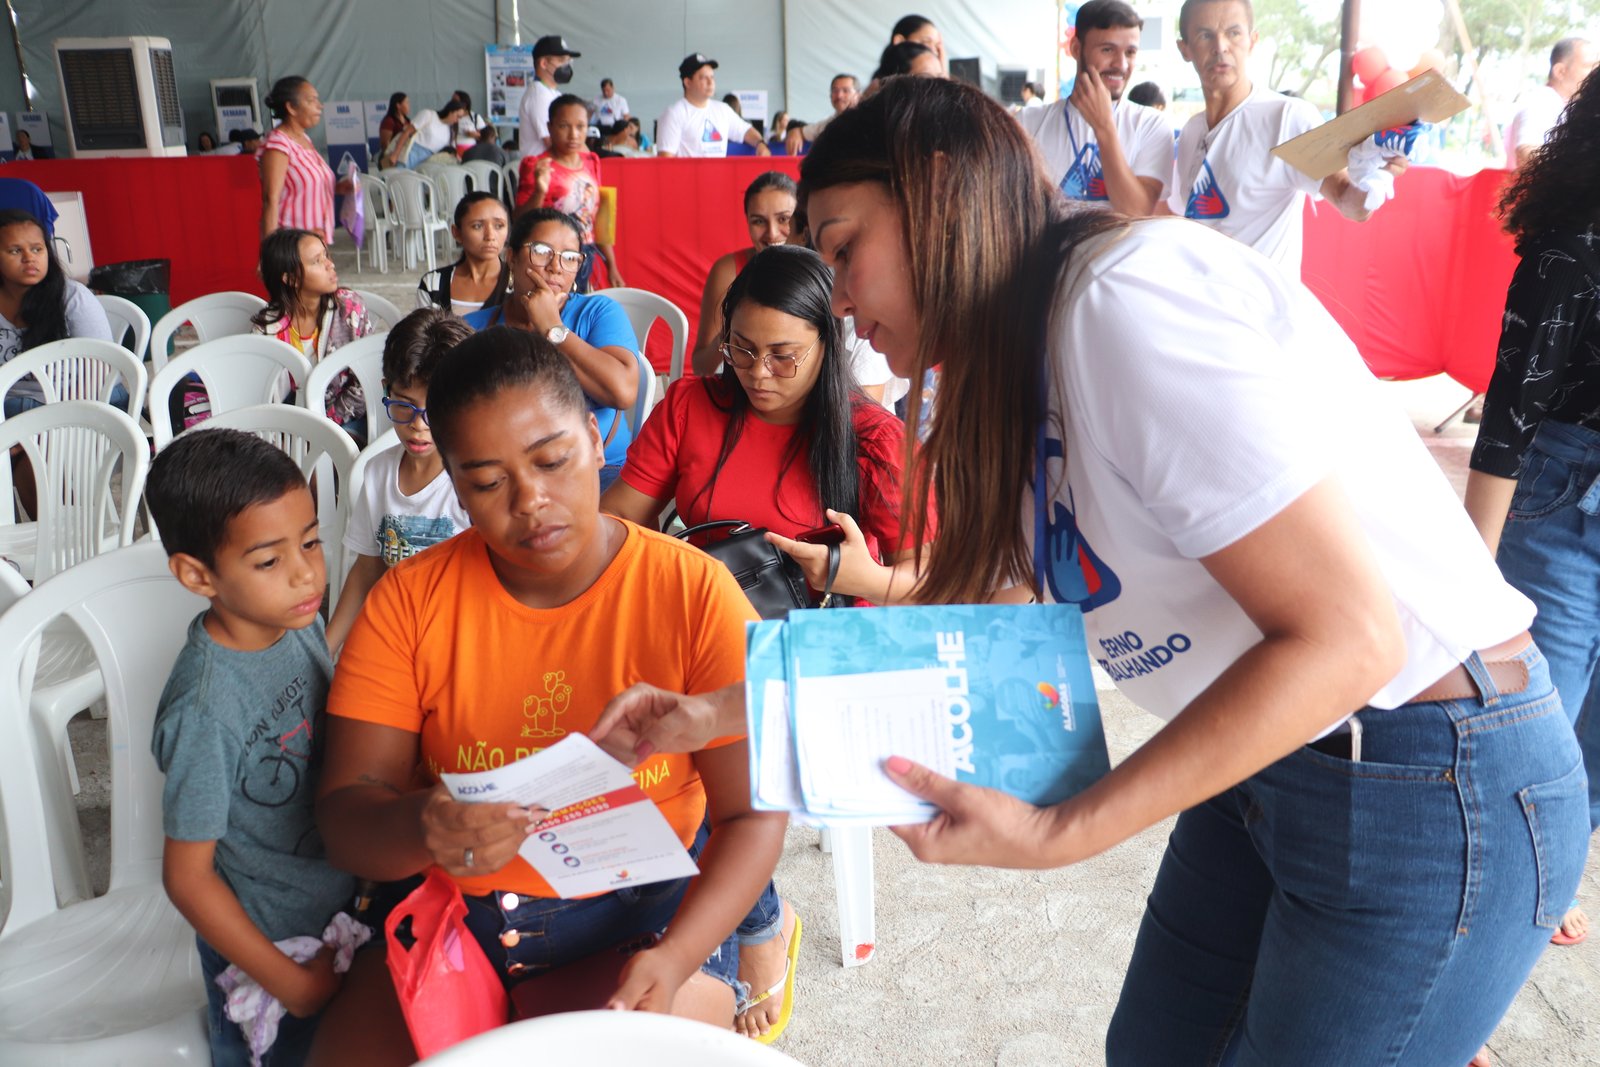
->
[1551, 900, 1587, 946]
[747, 911, 802, 1045]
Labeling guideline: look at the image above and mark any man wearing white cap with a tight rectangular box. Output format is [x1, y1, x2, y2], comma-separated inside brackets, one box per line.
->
[657, 54, 771, 158]
[518, 34, 581, 156]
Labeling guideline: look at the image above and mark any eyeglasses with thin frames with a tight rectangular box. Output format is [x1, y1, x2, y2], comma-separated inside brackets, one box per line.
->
[382, 396, 429, 426]
[525, 242, 586, 273]
[718, 336, 821, 379]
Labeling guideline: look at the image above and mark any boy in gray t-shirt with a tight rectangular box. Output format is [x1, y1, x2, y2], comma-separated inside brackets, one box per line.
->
[146, 429, 355, 1066]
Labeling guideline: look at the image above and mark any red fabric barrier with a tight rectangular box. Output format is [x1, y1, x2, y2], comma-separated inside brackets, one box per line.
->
[1301, 166, 1517, 394]
[9, 157, 265, 305]
[607, 157, 802, 372]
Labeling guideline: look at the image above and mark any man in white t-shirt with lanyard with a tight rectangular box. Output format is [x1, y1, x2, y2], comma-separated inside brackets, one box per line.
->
[785, 74, 860, 156]
[1168, 0, 1407, 275]
[1018, 0, 1172, 216]
[1504, 37, 1595, 170]
[517, 35, 581, 157]
[656, 54, 771, 158]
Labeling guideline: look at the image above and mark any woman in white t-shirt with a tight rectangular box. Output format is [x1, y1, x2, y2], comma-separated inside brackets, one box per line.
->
[601, 76, 1589, 1066]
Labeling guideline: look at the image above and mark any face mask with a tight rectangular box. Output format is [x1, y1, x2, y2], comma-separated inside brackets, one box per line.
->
[553, 63, 574, 85]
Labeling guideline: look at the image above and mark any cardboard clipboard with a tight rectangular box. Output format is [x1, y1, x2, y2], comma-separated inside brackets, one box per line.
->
[1271, 71, 1469, 181]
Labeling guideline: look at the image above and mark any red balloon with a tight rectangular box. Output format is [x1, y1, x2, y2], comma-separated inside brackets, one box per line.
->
[1363, 68, 1408, 103]
[1409, 48, 1446, 78]
[1352, 46, 1389, 85]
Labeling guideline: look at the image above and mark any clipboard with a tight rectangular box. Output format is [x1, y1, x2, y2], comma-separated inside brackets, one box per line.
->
[1271, 70, 1469, 181]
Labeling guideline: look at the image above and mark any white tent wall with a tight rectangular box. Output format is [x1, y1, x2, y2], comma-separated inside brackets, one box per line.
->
[0, 0, 1054, 154]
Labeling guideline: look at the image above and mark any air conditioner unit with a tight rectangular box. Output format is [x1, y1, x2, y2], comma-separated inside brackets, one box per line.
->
[53, 36, 186, 157]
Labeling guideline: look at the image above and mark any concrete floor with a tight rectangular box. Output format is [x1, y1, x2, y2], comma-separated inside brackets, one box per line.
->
[66, 270, 1599, 1064]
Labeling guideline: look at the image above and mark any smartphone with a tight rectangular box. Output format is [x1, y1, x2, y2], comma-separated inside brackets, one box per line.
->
[793, 522, 845, 546]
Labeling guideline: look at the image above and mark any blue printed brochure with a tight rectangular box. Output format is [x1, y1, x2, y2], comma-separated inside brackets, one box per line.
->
[744, 603, 1110, 825]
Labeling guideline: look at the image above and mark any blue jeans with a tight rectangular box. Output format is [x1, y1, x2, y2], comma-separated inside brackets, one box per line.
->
[404, 141, 435, 169]
[1496, 418, 1600, 830]
[1106, 644, 1588, 1067]
[197, 936, 323, 1067]
[5, 384, 132, 418]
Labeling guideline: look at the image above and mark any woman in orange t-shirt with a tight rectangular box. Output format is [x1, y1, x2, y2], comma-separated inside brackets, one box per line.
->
[312, 326, 785, 1061]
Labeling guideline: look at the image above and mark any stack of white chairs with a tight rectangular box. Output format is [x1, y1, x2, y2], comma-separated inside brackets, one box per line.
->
[0, 542, 210, 1063]
[358, 172, 402, 274]
[385, 171, 452, 273]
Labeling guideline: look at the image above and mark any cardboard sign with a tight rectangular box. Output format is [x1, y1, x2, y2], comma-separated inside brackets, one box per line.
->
[1272, 71, 1469, 181]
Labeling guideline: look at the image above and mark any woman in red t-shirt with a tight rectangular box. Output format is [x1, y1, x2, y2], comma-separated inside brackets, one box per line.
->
[516, 93, 622, 292]
[603, 244, 926, 599]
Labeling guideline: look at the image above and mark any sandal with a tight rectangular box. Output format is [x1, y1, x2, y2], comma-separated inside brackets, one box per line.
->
[1551, 900, 1587, 946]
[740, 911, 802, 1045]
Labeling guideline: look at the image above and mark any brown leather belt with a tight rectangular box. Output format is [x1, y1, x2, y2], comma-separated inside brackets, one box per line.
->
[1406, 631, 1533, 704]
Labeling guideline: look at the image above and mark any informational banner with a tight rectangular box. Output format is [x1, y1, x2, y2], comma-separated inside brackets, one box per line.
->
[217, 105, 255, 140]
[485, 43, 537, 128]
[735, 90, 769, 123]
[0, 113, 13, 161]
[15, 112, 52, 158]
[365, 100, 391, 157]
[324, 100, 369, 173]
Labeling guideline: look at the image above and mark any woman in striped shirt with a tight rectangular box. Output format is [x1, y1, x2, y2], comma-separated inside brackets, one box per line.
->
[261, 76, 337, 244]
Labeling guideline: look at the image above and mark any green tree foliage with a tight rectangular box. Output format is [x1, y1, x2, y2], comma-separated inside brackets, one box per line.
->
[1254, 0, 1343, 99]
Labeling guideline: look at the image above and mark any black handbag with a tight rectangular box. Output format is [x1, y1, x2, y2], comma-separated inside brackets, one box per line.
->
[676, 520, 841, 620]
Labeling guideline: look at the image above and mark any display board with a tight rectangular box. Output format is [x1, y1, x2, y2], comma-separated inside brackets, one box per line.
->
[485, 43, 536, 129]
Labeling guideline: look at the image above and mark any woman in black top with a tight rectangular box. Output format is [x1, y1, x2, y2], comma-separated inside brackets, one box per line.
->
[1465, 66, 1600, 948]
[415, 192, 510, 317]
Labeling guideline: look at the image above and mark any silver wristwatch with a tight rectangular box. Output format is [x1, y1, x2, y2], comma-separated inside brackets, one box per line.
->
[545, 325, 570, 345]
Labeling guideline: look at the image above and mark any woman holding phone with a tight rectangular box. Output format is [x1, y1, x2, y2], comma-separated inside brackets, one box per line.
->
[595, 77, 1588, 1065]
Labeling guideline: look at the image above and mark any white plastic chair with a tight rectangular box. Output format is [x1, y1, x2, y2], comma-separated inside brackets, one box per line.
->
[628, 348, 657, 436]
[499, 160, 519, 206]
[95, 294, 152, 364]
[303, 331, 389, 444]
[358, 172, 401, 274]
[148, 291, 267, 373]
[147, 335, 312, 449]
[351, 289, 404, 332]
[819, 825, 876, 968]
[461, 159, 502, 200]
[343, 429, 399, 586]
[0, 337, 148, 412]
[386, 171, 451, 273]
[606, 287, 691, 395]
[417, 1011, 805, 1066]
[186, 405, 360, 609]
[424, 162, 475, 224]
[0, 541, 210, 1062]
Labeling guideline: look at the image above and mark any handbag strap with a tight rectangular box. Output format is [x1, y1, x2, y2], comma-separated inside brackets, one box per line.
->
[817, 542, 842, 608]
[676, 519, 752, 542]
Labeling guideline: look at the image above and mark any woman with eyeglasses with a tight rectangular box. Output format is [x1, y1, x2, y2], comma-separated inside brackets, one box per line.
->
[326, 308, 474, 654]
[601, 243, 925, 1040]
[603, 244, 923, 597]
[464, 208, 639, 489]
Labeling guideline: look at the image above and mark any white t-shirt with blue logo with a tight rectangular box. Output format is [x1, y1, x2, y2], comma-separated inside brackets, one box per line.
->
[656, 97, 752, 158]
[1034, 220, 1533, 720]
[1017, 98, 1172, 209]
[343, 446, 471, 566]
[1170, 85, 1322, 275]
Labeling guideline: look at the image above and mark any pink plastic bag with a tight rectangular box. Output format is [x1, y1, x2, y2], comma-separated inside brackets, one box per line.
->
[385, 868, 509, 1058]
[337, 153, 364, 246]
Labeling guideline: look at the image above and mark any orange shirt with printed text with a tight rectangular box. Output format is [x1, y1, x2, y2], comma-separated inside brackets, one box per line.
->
[328, 521, 758, 898]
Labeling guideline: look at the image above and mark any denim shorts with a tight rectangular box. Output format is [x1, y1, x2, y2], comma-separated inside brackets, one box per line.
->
[458, 826, 742, 1000]
[197, 936, 322, 1067]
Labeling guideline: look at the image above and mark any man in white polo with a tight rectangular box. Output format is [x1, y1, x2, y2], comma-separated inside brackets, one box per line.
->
[1168, 0, 1407, 276]
[657, 54, 770, 158]
[1020, 0, 1172, 216]
[517, 35, 580, 156]
[1505, 37, 1596, 170]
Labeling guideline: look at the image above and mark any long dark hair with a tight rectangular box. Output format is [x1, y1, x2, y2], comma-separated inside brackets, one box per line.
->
[800, 76, 1125, 603]
[385, 91, 407, 117]
[694, 245, 877, 538]
[1500, 68, 1600, 249]
[0, 210, 69, 350]
[873, 41, 934, 81]
[891, 14, 935, 39]
[251, 228, 335, 330]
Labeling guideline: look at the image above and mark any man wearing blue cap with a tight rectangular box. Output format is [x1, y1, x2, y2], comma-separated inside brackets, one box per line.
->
[657, 54, 770, 158]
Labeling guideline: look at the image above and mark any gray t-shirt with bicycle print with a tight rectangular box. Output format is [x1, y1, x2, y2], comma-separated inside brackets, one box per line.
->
[152, 612, 353, 942]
